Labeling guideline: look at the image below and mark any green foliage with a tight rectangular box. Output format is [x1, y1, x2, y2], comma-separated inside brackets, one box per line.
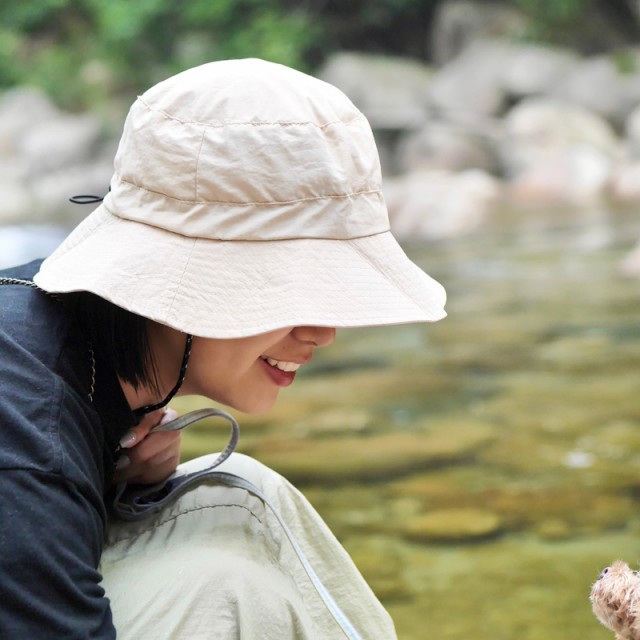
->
[0, 0, 637, 111]
[1, 0, 72, 31]
[612, 49, 638, 75]
[0, 29, 22, 87]
[0, 0, 323, 110]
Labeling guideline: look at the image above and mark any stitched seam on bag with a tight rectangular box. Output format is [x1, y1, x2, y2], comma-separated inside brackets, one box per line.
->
[113, 175, 382, 206]
[137, 97, 364, 130]
[111, 504, 264, 543]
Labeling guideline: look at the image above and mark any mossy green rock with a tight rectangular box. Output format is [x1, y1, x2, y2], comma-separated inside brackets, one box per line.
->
[248, 421, 496, 482]
[401, 508, 503, 543]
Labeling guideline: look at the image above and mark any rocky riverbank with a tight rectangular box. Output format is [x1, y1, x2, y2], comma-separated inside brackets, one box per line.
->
[5, 36, 640, 252]
[321, 44, 640, 242]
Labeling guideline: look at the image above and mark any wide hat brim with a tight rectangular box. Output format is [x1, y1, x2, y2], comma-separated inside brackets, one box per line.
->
[34, 204, 446, 338]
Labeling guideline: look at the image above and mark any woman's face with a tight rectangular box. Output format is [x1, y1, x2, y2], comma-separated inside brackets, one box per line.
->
[180, 326, 336, 413]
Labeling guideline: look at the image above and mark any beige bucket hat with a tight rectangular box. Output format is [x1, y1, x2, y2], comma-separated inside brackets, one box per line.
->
[34, 58, 446, 338]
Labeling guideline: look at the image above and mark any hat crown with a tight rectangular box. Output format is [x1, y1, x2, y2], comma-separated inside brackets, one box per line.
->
[106, 58, 388, 241]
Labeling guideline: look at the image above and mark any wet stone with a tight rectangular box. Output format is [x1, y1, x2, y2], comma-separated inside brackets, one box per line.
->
[400, 508, 504, 543]
[248, 420, 496, 483]
[534, 519, 574, 541]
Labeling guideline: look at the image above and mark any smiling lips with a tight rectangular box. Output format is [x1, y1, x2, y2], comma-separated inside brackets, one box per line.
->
[260, 356, 303, 387]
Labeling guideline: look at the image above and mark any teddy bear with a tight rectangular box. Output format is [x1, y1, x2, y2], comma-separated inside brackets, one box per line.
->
[591, 561, 640, 639]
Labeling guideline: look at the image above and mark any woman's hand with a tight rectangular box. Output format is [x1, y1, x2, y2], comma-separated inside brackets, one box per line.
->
[112, 408, 181, 485]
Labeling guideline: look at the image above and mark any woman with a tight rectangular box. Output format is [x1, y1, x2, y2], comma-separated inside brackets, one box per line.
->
[0, 59, 446, 638]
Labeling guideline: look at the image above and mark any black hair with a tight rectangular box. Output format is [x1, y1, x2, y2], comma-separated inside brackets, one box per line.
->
[66, 291, 161, 395]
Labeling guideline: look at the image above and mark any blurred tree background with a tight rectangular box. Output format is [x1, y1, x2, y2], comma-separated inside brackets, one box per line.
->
[2, 0, 640, 112]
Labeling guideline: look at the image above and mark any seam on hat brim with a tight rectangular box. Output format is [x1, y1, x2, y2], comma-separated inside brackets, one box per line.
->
[113, 175, 383, 208]
[137, 97, 366, 130]
[167, 237, 197, 316]
[348, 235, 447, 313]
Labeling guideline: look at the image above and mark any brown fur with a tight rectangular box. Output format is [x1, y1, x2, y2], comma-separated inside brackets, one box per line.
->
[591, 561, 640, 640]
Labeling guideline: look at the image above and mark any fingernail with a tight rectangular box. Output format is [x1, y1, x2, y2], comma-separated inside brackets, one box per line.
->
[160, 408, 178, 426]
[115, 454, 130, 471]
[119, 430, 137, 449]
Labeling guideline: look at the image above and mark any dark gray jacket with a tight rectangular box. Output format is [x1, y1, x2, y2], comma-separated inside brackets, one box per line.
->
[0, 260, 135, 638]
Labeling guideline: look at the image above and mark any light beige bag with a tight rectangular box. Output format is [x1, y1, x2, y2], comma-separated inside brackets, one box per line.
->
[102, 411, 397, 640]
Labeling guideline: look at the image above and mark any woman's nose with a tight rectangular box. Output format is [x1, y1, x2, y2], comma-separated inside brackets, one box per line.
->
[292, 326, 336, 347]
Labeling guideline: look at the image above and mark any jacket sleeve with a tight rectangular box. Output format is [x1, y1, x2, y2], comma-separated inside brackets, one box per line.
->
[0, 468, 115, 639]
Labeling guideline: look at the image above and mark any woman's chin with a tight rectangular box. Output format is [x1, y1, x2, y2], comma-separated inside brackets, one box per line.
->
[229, 395, 279, 415]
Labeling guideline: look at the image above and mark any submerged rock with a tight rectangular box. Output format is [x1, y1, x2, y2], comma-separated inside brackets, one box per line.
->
[401, 508, 503, 543]
[249, 420, 496, 483]
[484, 487, 634, 537]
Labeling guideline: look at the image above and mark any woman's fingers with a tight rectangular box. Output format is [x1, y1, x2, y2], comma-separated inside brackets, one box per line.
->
[118, 407, 178, 450]
[113, 431, 181, 484]
[113, 408, 182, 484]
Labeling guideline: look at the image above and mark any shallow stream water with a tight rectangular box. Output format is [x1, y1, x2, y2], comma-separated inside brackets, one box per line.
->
[175, 204, 640, 640]
[5, 203, 640, 639]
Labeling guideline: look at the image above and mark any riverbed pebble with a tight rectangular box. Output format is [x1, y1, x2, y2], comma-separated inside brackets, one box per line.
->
[401, 508, 503, 543]
[249, 420, 496, 483]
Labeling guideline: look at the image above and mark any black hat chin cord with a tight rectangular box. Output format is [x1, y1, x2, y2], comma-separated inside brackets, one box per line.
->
[133, 334, 193, 418]
[69, 187, 110, 205]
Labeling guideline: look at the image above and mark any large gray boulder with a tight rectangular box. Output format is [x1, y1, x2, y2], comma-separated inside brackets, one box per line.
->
[430, 0, 526, 66]
[507, 146, 614, 206]
[501, 97, 620, 176]
[0, 85, 113, 224]
[17, 113, 103, 175]
[428, 39, 582, 123]
[318, 52, 432, 130]
[609, 161, 640, 203]
[383, 168, 502, 239]
[0, 180, 33, 224]
[428, 39, 510, 121]
[396, 122, 499, 174]
[548, 54, 640, 127]
[500, 44, 580, 99]
[0, 88, 59, 156]
[624, 102, 640, 158]
[501, 98, 620, 205]
[29, 157, 114, 224]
